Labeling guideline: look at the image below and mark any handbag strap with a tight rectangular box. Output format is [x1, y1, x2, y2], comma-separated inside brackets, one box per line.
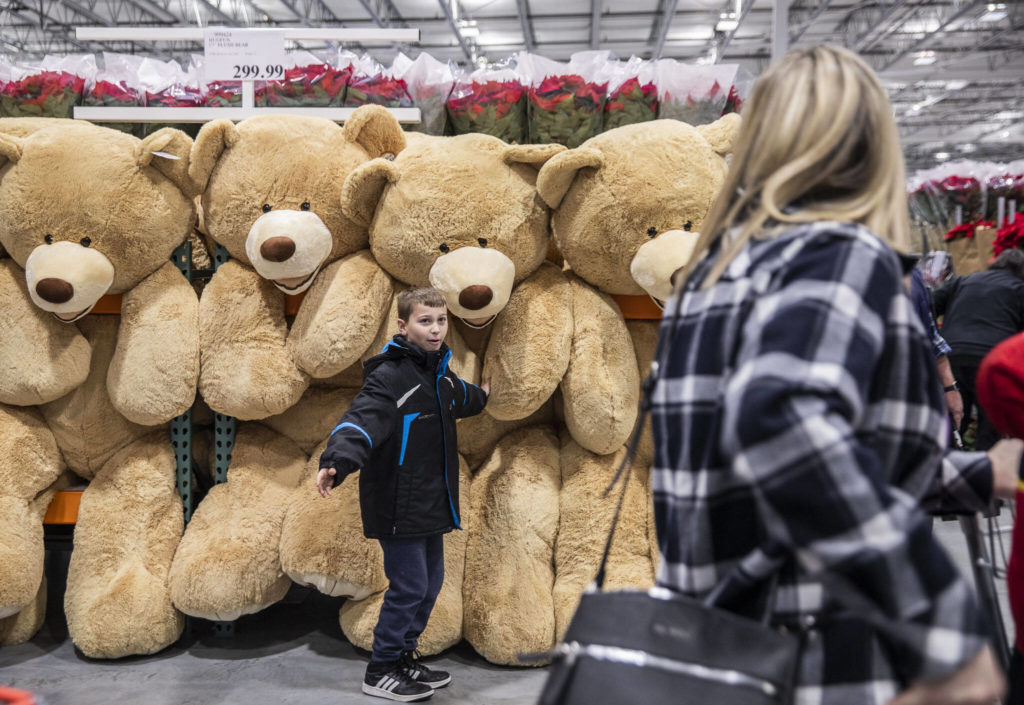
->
[595, 249, 783, 626]
[593, 383, 653, 590]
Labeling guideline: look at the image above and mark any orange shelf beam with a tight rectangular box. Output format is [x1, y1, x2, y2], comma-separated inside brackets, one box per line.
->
[43, 490, 83, 525]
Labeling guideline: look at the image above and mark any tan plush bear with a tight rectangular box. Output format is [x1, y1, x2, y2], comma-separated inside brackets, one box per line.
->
[168, 106, 407, 622]
[276, 133, 575, 663]
[536, 115, 740, 641]
[0, 119, 199, 658]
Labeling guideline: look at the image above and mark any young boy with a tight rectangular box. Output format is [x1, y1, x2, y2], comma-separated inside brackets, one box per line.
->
[316, 287, 488, 702]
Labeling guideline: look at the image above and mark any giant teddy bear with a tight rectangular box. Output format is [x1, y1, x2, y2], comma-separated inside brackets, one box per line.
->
[167, 107, 409, 621]
[0, 119, 199, 658]
[536, 115, 741, 640]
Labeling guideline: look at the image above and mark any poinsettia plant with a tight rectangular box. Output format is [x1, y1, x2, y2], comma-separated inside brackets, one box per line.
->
[205, 80, 242, 107]
[0, 71, 86, 118]
[985, 172, 1024, 220]
[723, 84, 743, 115]
[993, 213, 1024, 256]
[943, 219, 994, 241]
[528, 73, 607, 147]
[604, 76, 658, 130]
[447, 78, 528, 144]
[83, 77, 143, 135]
[344, 71, 413, 108]
[256, 63, 349, 107]
[661, 79, 731, 126]
[940, 175, 984, 222]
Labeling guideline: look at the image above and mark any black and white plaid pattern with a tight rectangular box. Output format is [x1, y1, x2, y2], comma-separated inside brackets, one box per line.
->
[651, 222, 993, 704]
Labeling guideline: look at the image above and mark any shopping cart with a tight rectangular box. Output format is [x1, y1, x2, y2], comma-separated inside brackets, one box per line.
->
[952, 422, 1016, 673]
[959, 502, 1014, 671]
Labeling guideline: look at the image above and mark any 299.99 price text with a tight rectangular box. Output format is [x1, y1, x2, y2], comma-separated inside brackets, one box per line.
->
[232, 64, 285, 79]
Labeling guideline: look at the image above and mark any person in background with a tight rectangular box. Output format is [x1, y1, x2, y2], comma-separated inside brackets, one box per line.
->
[652, 44, 1023, 705]
[908, 266, 964, 432]
[932, 248, 1024, 450]
[976, 332, 1024, 705]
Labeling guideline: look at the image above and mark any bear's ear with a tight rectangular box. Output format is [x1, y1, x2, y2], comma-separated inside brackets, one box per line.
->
[344, 104, 407, 160]
[0, 133, 24, 169]
[189, 119, 240, 194]
[137, 127, 196, 197]
[341, 158, 400, 228]
[535, 148, 603, 209]
[504, 143, 566, 171]
[697, 112, 742, 156]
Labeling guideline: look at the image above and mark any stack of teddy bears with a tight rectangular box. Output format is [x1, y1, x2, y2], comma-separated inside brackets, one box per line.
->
[0, 106, 738, 661]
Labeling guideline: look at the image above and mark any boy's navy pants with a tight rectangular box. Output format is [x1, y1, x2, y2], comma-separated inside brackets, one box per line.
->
[371, 534, 445, 663]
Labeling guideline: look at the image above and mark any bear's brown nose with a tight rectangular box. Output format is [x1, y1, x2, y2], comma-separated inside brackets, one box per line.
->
[260, 237, 296, 262]
[459, 285, 493, 311]
[36, 278, 74, 304]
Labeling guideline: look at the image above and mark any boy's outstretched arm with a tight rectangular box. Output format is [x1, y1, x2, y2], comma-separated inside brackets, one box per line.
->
[317, 369, 396, 497]
[451, 373, 489, 419]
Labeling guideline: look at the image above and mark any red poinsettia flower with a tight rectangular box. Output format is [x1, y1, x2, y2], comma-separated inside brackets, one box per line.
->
[993, 213, 1024, 256]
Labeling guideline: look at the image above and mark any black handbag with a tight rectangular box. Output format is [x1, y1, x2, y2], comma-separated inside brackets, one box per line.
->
[536, 361, 801, 705]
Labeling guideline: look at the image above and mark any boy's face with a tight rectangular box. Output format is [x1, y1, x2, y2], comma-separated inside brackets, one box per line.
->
[398, 303, 448, 352]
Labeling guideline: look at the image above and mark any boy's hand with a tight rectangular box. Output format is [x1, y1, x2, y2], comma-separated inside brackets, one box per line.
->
[481, 381, 490, 397]
[316, 467, 337, 498]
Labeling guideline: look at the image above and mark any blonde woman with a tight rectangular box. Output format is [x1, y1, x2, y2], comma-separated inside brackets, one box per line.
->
[651, 45, 1023, 704]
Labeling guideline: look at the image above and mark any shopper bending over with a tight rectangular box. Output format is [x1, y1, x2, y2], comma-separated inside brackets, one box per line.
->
[651, 44, 1023, 705]
[316, 287, 488, 702]
[932, 248, 1024, 450]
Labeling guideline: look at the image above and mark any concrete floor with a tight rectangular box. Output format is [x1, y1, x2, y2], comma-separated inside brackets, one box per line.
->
[0, 538, 548, 705]
[0, 514, 1013, 705]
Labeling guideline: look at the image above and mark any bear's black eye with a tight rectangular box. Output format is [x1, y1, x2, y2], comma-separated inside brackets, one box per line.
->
[300, 202, 310, 211]
[262, 204, 272, 213]
[80, 237, 91, 247]
[647, 227, 658, 238]
[44, 234, 53, 244]
[684, 221, 693, 231]
[477, 238, 487, 247]
[439, 243, 450, 253]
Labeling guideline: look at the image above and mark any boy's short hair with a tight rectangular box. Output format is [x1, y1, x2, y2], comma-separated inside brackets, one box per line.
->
[397, 287, 447, 321]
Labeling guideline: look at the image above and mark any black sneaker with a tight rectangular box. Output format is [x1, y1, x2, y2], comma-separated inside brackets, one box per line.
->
[400, 650, 452, 689]
[363, 660, 434, 702]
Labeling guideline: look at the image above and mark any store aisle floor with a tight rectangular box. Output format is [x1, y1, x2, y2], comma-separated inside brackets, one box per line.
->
[1, 514, 1013, 705]
[0, 547, 547, 705]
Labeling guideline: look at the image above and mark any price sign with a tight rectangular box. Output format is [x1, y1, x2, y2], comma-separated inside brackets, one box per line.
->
[203, 28, 287, 81]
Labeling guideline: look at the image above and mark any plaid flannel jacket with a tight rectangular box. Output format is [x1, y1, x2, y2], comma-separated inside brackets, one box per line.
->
[651, 222, 993, 704]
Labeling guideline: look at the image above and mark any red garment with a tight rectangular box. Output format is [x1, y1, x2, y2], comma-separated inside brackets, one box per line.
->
[977, 332, 1024, 649]
[978, 332, 1024, 438]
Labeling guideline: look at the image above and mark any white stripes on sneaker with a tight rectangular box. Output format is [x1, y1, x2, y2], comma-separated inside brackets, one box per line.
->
[377, 676, 398, 691]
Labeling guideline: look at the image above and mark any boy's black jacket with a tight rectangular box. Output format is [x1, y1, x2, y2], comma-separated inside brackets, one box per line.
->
[319, 335, 488, 539]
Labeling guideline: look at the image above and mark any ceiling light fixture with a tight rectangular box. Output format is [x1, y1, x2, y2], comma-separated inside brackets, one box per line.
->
[913, 51, 937, 66]
[457, 20, 480, 38]
[715, 13, 739, 32]
[979, 3, 1008, 21]
[945, 80, 970, 90]
[935, 152, 951, 160]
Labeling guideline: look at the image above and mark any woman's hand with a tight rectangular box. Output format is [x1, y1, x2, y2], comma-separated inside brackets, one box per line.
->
[989, 438, 1024, 500]
[887, 646, 1005, 705]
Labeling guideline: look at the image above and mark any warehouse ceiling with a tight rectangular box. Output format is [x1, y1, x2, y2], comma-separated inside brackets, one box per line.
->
[1, 0, 1022, 170]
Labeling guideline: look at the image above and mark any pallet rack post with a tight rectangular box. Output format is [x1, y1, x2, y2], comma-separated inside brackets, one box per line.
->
[170, 240, 195, 523]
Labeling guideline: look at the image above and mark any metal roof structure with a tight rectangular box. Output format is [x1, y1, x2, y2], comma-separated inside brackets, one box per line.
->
[1, 0, 1022, 169]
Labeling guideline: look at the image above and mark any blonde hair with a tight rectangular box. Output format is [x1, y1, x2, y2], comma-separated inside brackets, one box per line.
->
[685, 44, 911, 289]
[397, 287, 446, 321]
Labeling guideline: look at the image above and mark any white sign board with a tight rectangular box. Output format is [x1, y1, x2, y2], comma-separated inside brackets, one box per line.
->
[203, 28, 287, 81]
